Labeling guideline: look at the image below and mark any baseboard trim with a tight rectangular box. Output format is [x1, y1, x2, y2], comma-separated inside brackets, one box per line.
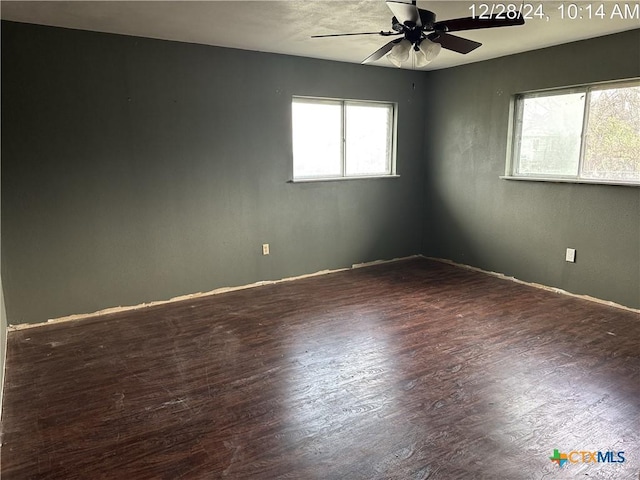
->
[9, 255, 423, 331]
[425, 256, 640, 314]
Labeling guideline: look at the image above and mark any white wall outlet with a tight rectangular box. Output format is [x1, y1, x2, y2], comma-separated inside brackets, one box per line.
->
[262, 243, 270, 256]
[565, 248, 576, 263]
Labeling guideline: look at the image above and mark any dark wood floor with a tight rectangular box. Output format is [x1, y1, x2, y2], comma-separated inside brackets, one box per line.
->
[1, 258, 639, 479]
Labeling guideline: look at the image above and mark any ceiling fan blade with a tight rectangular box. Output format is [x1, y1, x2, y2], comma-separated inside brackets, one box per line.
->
[362, 39, 402, 64]
[427, 32, 482, 54]
[311, 31, 396, 38]
[386, 1, 422, 27]
[434, 14, 524, 32]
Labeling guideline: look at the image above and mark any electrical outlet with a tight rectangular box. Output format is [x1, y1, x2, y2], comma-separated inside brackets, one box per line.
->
[262, 243, 270, 256]
[565, 248, 576, 263]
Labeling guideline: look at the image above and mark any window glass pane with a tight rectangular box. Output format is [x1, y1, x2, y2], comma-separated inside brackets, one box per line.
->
[582, 85, 640, 182]
[292, 100, 342, 178]
[517, 92, 585, 176]
[345, 103, 392, 176]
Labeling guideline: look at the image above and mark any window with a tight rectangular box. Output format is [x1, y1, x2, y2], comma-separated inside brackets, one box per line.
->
[508, 79, 640, 185]
[292, 97, 396, 181]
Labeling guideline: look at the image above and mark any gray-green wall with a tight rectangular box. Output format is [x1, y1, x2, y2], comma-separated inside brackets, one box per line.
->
[423, 29, 640, 309]
[1, 134, 4, 409]
[1, 21, 427, 324]
[2, 22, 639, 325]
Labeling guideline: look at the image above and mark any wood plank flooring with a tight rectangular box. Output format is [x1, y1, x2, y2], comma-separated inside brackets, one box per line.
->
[1, 258, 639, 479]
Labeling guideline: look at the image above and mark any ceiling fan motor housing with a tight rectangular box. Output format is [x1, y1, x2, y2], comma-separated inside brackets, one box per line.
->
[418, 9, 436, 30]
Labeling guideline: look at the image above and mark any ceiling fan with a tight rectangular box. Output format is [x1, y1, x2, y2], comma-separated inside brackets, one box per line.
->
[312, 1, 525, 67]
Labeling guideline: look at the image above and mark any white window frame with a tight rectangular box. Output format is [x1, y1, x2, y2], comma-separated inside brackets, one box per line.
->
[504, 79, 640, 187]
[291, 96, 398, 182]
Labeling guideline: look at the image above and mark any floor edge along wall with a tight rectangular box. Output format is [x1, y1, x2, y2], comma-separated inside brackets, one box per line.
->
[8, 256, 422, 331]
[426, 257, 640, 315]
[8, 254, 638, 332]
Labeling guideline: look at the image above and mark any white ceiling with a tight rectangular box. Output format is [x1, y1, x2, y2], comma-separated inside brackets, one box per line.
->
[1, 1, 638, 70]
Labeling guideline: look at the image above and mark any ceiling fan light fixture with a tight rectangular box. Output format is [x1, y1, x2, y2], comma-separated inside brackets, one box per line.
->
[313, 2, 526, 67]
[387, 39, 411, 67]
[415, 39, 442, 67]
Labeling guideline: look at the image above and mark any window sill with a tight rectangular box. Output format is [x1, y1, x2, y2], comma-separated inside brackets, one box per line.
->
[500, 176, 639, 187]
[289, 175, 401, 183]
